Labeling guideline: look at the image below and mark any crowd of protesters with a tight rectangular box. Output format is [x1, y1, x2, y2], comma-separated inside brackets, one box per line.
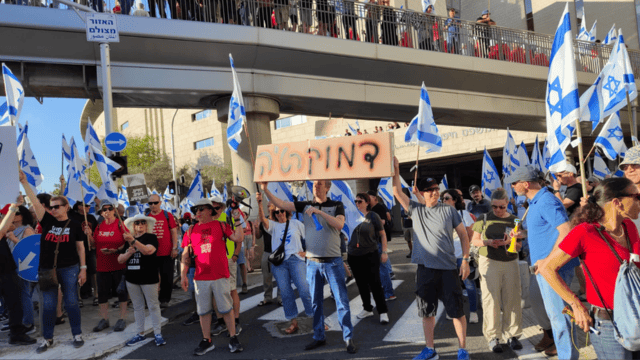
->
[3, 140, 640, 359]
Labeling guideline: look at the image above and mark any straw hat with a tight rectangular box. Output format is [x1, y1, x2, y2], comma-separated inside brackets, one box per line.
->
[124, 213, 156, 234]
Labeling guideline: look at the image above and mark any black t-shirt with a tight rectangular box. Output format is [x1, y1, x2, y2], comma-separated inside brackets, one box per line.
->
[371, 203, 390, 232]
[68, 211, 98, 251]
[0, 237, 16, 275]
[39, 212, 83, 269]
[348, 212, 383, 256]
[260, 222, 273, 253]
[564, 183, 582, 217]
[123, 233, 159, 285]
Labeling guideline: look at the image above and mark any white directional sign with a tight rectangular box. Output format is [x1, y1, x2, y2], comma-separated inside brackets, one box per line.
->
[86, 13, 119, 43]
[12, 235, 40, 282]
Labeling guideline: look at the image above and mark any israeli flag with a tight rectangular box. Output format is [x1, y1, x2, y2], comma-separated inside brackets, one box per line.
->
[65, 140, 98, 206]
[614, 169, 625, 177]
[17, 122, 44, 194]
[482, 148, 501, 198]
[404, 83, 442, 153]
[603, 24, 617, 45]
[355, 120, 360, 130]
[594, 112, 627, 160]
[328, 180, 363, 240]
[1, 63, 24, 126]
[377, 177, 394, 209]
[210, 179, 222, 199]
[296, 181, 314, 202]
[223, 183, 228, 203]
[91, 144, 121, 203]
[577, 15, 589, 41]
[118, 186, 130, 208]
[530, 136, 546, 173]
[84, 121, 101, 166]
[163, 185, 173, 201]
[268, 182, 295, 203]
[421, 0, 435, 13]
[542, 138, 551, 172]
[62, 134, 72, 163]
[593, 151, 611, 180]
[439, 174, 449, 192]
[227, 54, 246, 153]
[502, 130, 517, 176]
[186, 170, 205, 204]
[546, 4, 580, 172]
[347, 122, 358, 135]
[589, 20, 597, 42]
[180, 198, 194, 216]
[516, 141, 530, 168]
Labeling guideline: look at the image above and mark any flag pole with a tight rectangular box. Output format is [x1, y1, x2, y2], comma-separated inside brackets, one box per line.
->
[582, 143, 596, 164]
[574, 121, 589, 197]
[625, 92, 638, 146]
[414, 145, 420, 186]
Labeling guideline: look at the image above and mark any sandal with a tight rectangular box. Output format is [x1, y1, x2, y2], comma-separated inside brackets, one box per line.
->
[257, 300, 271, 307]
[93, 298, 99, 306]
[285, 321, 298, 334]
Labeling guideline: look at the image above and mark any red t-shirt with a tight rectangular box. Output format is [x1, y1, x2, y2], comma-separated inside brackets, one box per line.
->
[149, 211, 178, 257]
[559, 219, 640, 309]
[93, 220, 127, 272]
[182, 220, 233, 281]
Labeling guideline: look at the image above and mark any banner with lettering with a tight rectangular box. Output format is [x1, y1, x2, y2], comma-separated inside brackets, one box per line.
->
[254, 132, 394, 182]
[0, 126, 20, 206]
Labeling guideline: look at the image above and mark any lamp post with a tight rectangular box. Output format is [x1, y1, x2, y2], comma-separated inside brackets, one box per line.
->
[170, 109, 180, 211]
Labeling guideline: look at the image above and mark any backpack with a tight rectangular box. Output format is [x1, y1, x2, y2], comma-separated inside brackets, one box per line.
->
[584, 225, 640, 351]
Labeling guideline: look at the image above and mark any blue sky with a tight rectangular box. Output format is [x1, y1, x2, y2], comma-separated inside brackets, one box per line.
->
[18, 97, 87, 192]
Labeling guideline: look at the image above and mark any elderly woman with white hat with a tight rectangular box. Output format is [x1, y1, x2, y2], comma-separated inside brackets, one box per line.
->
[118, 213, 165, 347]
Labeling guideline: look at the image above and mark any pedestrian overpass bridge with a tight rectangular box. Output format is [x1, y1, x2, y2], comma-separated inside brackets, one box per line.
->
[1, 3, 638, 133]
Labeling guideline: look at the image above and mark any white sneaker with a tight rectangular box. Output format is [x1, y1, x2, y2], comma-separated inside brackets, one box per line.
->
[356, 310, 374, 319]
[380, 313, 389, 324]
[469, 312, 479, 324]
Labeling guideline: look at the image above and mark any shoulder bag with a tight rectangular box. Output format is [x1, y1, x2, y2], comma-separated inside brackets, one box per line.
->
[268, 220, 289, 267]
[38, 218, 72, 292]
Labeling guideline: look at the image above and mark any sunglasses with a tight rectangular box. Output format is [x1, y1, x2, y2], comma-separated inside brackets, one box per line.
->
[102, 206, 114, 211]
[274, 210, 287, 214]
[50, 204, 65, 210]
[442, 196, 453, 201]
[148, 201, 160, 205]
[423, 187, 440, 193]
[134, 220, 147, 225]
[354, 199, 364, 204]
[621, 164, 640, 171]
[491, 205, 507, 210]
[212, 206, 221, 211]
[193, 206, 210, 213]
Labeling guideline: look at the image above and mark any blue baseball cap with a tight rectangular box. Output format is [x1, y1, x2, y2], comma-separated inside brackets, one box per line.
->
[482, 9, 490, 15]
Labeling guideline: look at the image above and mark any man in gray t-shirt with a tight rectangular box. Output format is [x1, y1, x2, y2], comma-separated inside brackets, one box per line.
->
[260, 180, 356, 355]
[391, 157, 471, 360]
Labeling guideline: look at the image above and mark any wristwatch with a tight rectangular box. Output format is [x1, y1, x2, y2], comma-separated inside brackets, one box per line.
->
[553, 190, 560, 194]
[462, 257, 470, 262]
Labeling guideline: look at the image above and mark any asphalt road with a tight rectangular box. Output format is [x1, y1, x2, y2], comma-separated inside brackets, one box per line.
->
[118, 242, 527, 360]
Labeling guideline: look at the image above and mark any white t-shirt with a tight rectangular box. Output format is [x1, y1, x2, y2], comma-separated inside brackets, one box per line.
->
[266, 219, 306, 261]
[453, 210, 474, 259]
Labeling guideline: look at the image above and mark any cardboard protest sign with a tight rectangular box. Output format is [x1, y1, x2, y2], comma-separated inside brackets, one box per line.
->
[254, 132, 394, 182]
[0, 127, 20, 206]
[123, 174, 148, 204]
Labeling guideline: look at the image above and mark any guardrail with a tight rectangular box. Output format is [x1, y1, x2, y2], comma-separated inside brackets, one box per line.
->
[5, 0, 640, 79]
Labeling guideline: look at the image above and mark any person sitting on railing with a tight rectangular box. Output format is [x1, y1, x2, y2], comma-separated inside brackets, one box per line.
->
[476, 9, 495, 58]
[444, 7, 460, 54]
[365, 0, 380, 43]
[380, 0, 398, 46]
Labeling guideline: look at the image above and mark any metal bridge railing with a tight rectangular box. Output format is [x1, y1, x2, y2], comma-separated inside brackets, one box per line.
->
[4, 0, 640, 79]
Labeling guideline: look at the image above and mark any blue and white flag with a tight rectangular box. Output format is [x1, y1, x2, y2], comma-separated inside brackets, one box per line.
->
[502, 130, 517, 176]
[1, 63, 24, 126]
[347, 122, 358, 135]
[64, 140, 98, 206]
[439, 174, 449, 192]
[577, 15, 589, 41]
[186, 170, 205, 204]
[296, 181, 314, 202]
[223, 183, 228, 203]
[328, 180, 363, 240]
[355, 120, 360, 130]
[84, 121, 101, 166]
[118, 186, 130, 208]
[593, 151, 611, 180]
[594, 112, 627, 160]
[545, 4, 580, 172]
[210, 179, 222, 199]
[404, 83, 442, 153]
[62, 134, 72, 163]
[516, 141, 530, 168]
[589, 20, 597, 42]
[603, 24, 617, 45]
[482, 148, 501, 198]
[267, 182, 294, 203]
[17, 122, 43, 193]
[227, 54, 246, 153]
[180, 198, 193, 216]
[530, 136, 547, 173]
[580, 30, 637, 130]
[163, 185, 173, 201]
[614, 169, 625, 177]
[421, 0, 435, 13]
[90, 144, 120, 203]
[377, 177, 394, 210]
[542, 138, 551, 172]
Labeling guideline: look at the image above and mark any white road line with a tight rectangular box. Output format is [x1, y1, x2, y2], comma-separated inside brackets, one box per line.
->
[258, 284, 332, 321]
[383, 299, 424, 343]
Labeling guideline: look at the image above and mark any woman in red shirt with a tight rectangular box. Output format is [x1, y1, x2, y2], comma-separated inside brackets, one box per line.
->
[88, 200, 130, 333]
[540, 177, 640, 360]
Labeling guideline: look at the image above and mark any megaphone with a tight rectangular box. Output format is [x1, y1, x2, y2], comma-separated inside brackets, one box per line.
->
[227, 185, 252, 214]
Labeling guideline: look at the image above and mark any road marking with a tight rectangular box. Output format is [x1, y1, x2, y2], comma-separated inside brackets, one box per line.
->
[258, 284, 332, 321]
[383, 299, 424, 343]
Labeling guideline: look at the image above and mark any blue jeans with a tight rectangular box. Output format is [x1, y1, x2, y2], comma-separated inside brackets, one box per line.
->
[537, 270, 578, 360]
[307, 257, 353, 341]
[378, 243, 394, 298]
[41, 265, 82, 340]
[591, 317, 638, 360]
[457, 258, 477, 312]
[187, 267, 196, 295]
[21, 278, 36, 326]
[272, 256, 313, 320]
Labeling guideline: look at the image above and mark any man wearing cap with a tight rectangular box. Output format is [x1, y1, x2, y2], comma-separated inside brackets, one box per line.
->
[180, 198, 245, 355]
[620, 144, 640, 230]
[505, 165, 579, 360]
[551, 162, 582, 217]
[391, 157, 471, 360]
[466, 185, 491, 219]
[147, 194, 179, 308]
[476, 9, 496, 57]
[260, 180, 357, 355]
[444, 7, 460, 54]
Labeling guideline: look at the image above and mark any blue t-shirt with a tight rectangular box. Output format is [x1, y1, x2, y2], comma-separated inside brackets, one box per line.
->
[527, 187, 579, 271]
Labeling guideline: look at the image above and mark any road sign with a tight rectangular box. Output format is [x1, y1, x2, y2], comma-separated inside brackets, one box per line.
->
[12, 235, 40, 282]
[105, 132, 127, 152]
[86, 13, 120, 43]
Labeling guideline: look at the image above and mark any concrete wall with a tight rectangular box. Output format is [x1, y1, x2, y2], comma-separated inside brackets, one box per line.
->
[460, 0, 527, 31]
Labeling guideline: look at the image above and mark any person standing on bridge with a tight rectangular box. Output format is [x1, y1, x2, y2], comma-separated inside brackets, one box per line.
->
[391, 157, 471, 360]
[261, 180, 357, 354]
